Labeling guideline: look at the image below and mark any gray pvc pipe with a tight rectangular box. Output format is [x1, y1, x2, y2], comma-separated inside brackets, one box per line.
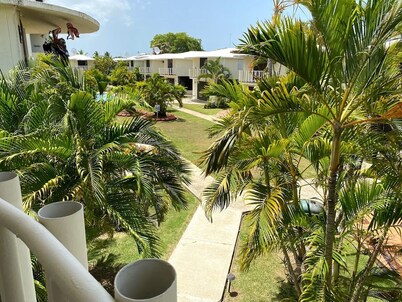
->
[38, 201, 88, 302]
[0, 172, 36, 302]
[115, 259, 177, 302]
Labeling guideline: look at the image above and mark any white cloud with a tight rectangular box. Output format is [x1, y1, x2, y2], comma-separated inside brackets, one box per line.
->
[48, 0, 137, 26]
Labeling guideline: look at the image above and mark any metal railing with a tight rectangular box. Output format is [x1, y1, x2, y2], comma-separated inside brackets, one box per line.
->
[188, 68, 208, 78]
[139, 67, 153, 74]
[238, 70, 267, 83]
[159, 68, 176, 75]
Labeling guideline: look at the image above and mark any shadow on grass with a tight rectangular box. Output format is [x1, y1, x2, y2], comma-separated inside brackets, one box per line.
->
[88, 236, 125, 295]
[89, 253, 124, 295]
[272, 278, 298, 302]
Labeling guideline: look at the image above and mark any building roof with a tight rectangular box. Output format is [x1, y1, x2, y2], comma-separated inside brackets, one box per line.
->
[69, 54, 94, 61]
[126, 48, 251, 61]
[0, 0, 99, 34]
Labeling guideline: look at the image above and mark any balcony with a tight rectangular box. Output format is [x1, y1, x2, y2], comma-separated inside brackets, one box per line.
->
[238, 70, 267, 83]
[159, 68, 176, 75]
[189, 68, 208, 79]
[139, 67, 152, 74]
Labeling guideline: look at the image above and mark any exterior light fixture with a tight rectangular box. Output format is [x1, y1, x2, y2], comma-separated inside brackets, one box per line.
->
[227, 272, 236, 294]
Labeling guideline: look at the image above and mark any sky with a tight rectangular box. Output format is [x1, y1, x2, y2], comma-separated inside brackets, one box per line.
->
[48, 0, 310, 57]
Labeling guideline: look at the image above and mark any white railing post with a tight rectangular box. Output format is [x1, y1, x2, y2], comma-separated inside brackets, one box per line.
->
[0, 172, 36, 302]
[114, 259, 177, 302]
[38, 201, 89, 302]
[0, 197, 114, 302]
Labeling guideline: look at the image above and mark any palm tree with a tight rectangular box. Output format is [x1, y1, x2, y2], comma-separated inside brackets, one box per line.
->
[239, 0, 402, 296]
[137, 74, 185, 117]
[0, 58, 191, 256]
[197, 57, 231, 84]
[201, 0, 402, 299]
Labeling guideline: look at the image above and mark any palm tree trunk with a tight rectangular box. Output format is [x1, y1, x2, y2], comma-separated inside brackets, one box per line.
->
[324, 125, 342, 295]
[281, 243, 302, 296]
[350, 227, 388, 302]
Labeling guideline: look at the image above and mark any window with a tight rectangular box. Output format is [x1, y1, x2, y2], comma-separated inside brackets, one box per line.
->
[77, 60, 87, 66]
[200, 57, 207, 68]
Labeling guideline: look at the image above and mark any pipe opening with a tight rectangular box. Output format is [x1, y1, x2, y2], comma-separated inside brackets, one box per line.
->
[0, 172, 18, 182]
[38, 201, 82, 219]
[115, 259, 176, 300]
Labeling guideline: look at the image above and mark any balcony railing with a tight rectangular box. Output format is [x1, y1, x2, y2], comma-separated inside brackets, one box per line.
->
[0, 172, 177, 302]
[159, 68, 176, 75]
[238, 70, 267, 83]
[139, 67, 153, 74]
[189, 68, 208, 79]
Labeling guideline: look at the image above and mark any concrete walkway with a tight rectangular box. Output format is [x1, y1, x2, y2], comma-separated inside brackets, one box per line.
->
[168, 163, 244, 302]
[167, 106, 323, 301]
[172, 105, 218, 124]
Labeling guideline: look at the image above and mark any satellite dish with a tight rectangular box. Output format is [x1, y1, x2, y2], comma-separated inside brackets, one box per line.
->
[71, 48, 78, 55]
[153, 46, 161, 55]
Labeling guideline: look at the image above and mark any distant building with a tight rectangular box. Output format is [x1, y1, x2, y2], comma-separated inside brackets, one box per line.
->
[121, 48, 287, 98]
[69, 54, 95, 70]
[0, 0, 99, 73]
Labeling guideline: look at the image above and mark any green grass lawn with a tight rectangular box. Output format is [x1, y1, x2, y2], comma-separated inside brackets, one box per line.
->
[153, 108, 216, 164]
[224, 218, 296, 302]
[182, 103, 225, 116]
[87, 190, 199, 293]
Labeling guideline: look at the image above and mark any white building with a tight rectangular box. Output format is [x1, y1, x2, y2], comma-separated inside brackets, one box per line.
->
[69, 54, 95, 70]
[124, 48, 286, 98]
[0, 0, 99, 73]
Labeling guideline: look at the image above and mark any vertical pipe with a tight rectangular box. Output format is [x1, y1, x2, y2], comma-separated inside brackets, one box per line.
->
[0, 198, 114, 302]
[38, 201, 88, 302]
[0, 172, 36, 302]
[114, 259, 177, 302]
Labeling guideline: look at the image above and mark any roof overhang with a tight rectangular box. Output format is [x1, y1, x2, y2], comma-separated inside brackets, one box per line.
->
[0, 0, 99, 34]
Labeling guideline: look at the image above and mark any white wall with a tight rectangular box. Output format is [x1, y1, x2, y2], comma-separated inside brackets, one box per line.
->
[151, 60, 164, 73]
[174, 59, 192, 77]
[0, 6, 25, 74]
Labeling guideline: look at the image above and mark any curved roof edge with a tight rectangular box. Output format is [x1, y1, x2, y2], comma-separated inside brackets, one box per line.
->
[0, 0, 100, 34]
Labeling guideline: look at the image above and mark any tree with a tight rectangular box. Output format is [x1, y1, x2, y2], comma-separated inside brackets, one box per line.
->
[198, 58, 231, 84]
[0, 58, 191, 257]
[94, 53, 116, 76]
[109, 61, 137, 86]
[136, 74, 185, 117]
[150, 32, 202, 54]
[202, 0, 402, 300]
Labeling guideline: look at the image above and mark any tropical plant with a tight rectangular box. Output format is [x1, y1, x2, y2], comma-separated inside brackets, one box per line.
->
[150, 32, 203, 53]
[109, 61, 137, 86]
[201, 0, 402, 300]
[136, 74, 185, 117]
[0, 58, 191, 257]
[198, 57, 231, 84]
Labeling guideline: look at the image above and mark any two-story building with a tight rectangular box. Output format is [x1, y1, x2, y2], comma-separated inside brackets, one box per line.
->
[124, 48, 287, 98]
[0, 0, 99, 73]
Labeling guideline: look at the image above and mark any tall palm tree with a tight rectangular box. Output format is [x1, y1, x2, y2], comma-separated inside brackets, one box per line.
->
[201, 0, 402, 299]
[239, 0, 402, 295]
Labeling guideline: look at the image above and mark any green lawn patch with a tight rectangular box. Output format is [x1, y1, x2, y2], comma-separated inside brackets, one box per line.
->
[224, 218, 296, 302]
[153, 108, 216, 164]
[87, 190, 199, 293]
[183, 103, 224, 116]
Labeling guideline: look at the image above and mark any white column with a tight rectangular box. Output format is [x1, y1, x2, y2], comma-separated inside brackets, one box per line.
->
[192, 79, 198, 99]
[38, 201, 88, 302]
[0, 172, 36, 302]
[114, 259, 177, 302]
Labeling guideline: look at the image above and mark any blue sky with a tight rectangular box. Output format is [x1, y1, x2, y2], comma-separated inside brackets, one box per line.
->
[48, 0, 309, 57]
